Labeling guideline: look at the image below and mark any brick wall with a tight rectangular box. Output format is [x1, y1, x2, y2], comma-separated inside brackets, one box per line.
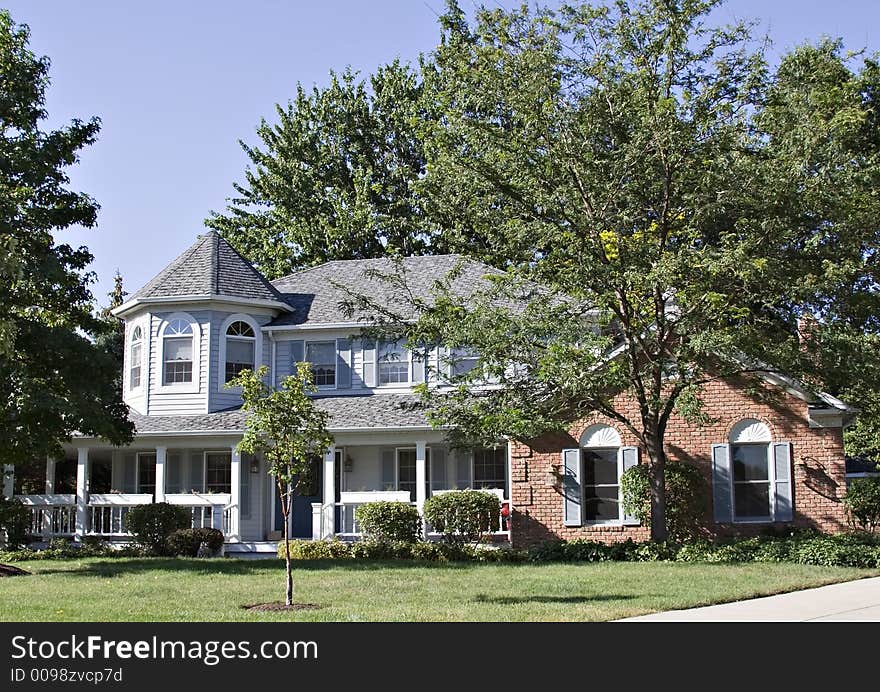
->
[509, 377, 848, 548]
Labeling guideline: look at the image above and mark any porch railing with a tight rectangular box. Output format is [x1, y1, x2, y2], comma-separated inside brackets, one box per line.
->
[15, 495, 76, 538]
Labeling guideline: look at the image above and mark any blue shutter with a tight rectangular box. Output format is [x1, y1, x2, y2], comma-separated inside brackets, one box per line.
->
[712, 444, 732, 523]
[620, 447, 640, 525]
[290, 340, 304, 367]
[123, 454, 136, 493]
[562, 448, 582, 527]
[166, 453, 180, 494]
[362, 340, 376, 387]
[240, 455, 251, 519]
[773, 442, 793, 522]
[381, 449, 395, 491]
[336, 338, 351, 388]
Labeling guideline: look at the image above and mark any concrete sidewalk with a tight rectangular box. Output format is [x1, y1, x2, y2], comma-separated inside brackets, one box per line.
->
[619, 576, 880, 621]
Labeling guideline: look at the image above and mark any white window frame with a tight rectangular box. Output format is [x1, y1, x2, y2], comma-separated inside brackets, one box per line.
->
[217, 314, 262, 393]
[471, 447, 509, 496]
[306, 340, 338, 390]
[156, 312, 201, 394]
[125, 320, 148, 394]
[580, 424, 625, 525]
[203, 450, 233, 494]
[728, 419, 775, 524]
[377, 340, 411, 387]
[136, 452, 157, 495]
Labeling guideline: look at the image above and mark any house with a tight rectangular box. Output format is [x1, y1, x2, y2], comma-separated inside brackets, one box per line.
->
[10, 231, 856, 551]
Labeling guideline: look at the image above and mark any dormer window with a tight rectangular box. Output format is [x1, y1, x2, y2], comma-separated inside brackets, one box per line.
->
[129, 326, 143, 389]
[224, 320, 256, 383]
[163, 318, 194, 385]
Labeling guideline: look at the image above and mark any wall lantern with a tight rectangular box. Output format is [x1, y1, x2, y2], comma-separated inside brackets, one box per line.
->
[546, 464, 563, 487]
[249, 458, 260, 474]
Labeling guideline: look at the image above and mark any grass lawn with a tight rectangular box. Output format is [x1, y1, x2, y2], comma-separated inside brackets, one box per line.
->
[1, 558, 876, 622]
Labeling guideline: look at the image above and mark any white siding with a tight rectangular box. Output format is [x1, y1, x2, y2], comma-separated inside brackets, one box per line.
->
[209, 311, 272, 413]
[147, 311, 210, 415]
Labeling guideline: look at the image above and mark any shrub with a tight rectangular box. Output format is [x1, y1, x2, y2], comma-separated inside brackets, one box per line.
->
[122, 502, 190, 555]
[354, 501, 422, 543]
[0, 496, 30, 549]
[620, 460, 707, 541]
[166, 528, 225, 557]
[843, 476, 880, 533]
[423, 490, 500, 545]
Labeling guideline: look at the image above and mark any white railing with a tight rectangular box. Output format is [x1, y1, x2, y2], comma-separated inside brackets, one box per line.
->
[15, 495, 76, 538]
[222, 504, 238, 538]
[88, 493, 153, 536]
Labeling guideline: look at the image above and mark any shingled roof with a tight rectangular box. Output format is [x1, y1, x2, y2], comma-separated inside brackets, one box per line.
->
[269, 255, 504, 326]
[125, 231, 288, 307]
[127, 394, 432, 434]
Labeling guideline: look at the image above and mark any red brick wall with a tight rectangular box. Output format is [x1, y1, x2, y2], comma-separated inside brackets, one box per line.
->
[509, 378, 848, 548]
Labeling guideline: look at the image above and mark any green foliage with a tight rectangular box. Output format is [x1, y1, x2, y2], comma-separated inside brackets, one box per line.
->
[0, 540, 143, 562]
[843, 477, 880, 533]
[207, 62, 441, 279]
[354, 501, 422, 543]
[122, 503, 191, 556]
[276, 538, 526, 563]
[422, 490, 500, 545]
[0, 11, 133, 465]
[620, 461, 707, 540]
[0, 497, 30, 549]
[166, 528, 225, 557]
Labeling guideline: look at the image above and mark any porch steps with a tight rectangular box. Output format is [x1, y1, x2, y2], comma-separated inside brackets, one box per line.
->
[224, 541, 279, 559]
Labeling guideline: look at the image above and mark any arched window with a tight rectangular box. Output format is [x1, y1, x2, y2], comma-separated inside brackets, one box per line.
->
[225, 320, 255, 383]
[729, 419, 772, 520]
[163, 318, 194, 385]
[129, 325, 143, 389]
[580, 424, 624, 522]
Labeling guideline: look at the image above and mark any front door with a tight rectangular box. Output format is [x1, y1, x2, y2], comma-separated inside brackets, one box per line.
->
[272, 458, 323, 539]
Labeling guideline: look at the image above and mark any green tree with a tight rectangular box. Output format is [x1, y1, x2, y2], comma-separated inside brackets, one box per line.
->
[207, 61, 440, 279]
[230, 364, 333, 607]
[0, 11, 133, 467]
[352, 1, 880, 541]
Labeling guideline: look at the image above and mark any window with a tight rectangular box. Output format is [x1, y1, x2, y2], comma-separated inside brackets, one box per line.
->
[224, 320, 255, 383]
[205, 452, 231, 493]
[306, 341, 336, 386]
[137, 453, 156, 495]
[129, 326, 143, 389]
[450, 347, 480, 378]
[163, 318, 194, 385]
[583, 448, 620, 522]
[378, 340, 409, 385]
[732, 443, 772, 519]
[473, 447, 507, 493]
[397, 448, 417, 501]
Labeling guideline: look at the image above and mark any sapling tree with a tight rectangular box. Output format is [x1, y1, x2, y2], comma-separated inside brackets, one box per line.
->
[229, 364, 332, 606]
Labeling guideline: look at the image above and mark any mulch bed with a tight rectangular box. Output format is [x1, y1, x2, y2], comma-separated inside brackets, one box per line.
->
[0, 563, 30, 577]
[243, 602, 322, 612]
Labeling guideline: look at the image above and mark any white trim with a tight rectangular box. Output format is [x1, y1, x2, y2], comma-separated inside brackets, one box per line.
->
[305, 339, 338, 391]
[377, 339, 413, 387]
[112, 294, 291, 317]
[581, 424, 622, 448]
[217, 313, 263, 393]
[729, 419, 771, 444]
[125, 320, 147, 395]
[729, 441, 775, 523]
[204, 450, 233, 494]
[263, 321, 369, 332]
[579, 445, 624, 526]
[135, 452, 157, 494]
[155, 311, 201, 394]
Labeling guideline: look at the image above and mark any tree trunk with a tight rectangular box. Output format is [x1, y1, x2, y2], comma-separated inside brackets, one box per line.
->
[645, 432, 668, 542]
[280, 485, 293, 606]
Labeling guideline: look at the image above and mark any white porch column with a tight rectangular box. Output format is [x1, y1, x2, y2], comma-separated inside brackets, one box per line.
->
[74, 447, 89, 541]
[416, 441, 427, 537]
[45, 456, 56, 494]
[154, 446, 167, 503]
[229, 444, 241, 540]
[2, 464, 13, 499]
[322, 446, 336, 537]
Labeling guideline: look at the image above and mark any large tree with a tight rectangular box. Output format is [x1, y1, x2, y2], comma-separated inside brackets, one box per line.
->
[350, 0, 880, 541]
[207, 61, 442, 279]
[0, 10, 133, 467]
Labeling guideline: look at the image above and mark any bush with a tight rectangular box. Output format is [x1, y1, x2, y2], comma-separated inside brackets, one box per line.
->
[122, 503, 190, 555]
[423, 490, 500, 545]
[0, 497, 30, 549]
[166, 528, 225, 557]
[354, 501, 422, 543]
[276, 538, 527, 563]
[620, 461, 707, 541]
[843, 476, 880, 533]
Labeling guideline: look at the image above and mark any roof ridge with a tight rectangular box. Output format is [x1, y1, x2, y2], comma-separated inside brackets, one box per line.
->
[214, 233, 286, 300]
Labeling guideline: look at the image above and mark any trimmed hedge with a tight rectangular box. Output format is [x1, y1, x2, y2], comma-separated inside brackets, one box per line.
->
[0, 540, 145, 562]
[354, 502, 422, 543]
[166, 528, 225, 557]
[122, 503, 191, 556]
[277, 538, 526, 563]
[423, 490, 500, 544]
[0, 497, 30, 549]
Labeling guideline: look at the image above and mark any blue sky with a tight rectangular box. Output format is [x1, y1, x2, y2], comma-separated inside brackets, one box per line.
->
[4, 0, 879, 305]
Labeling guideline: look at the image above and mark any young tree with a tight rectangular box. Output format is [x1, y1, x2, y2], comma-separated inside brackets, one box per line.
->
[0, 11, 133, 467]
[349, 1, 880, 541]
[207, 61, 441, 279]
[230, 364, 332, 606]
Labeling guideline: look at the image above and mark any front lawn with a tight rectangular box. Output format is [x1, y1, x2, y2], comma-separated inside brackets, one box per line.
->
[1, 558, 876, 621]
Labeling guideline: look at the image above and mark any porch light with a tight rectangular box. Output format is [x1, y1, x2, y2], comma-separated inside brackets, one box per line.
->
[250, 458, 260, 474]
[546, 464, 563, 487]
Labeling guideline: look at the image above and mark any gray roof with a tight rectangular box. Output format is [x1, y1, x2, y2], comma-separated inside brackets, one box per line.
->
[128, 394, 431, 435]
[269, 255, 504, 326]
[130, 231, 287, 305]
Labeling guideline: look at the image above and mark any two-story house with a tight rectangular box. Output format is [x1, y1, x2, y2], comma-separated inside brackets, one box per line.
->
[12, 231, 856, 552]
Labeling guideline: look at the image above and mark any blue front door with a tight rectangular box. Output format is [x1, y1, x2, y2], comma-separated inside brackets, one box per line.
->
[273, 458, 323, 538]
